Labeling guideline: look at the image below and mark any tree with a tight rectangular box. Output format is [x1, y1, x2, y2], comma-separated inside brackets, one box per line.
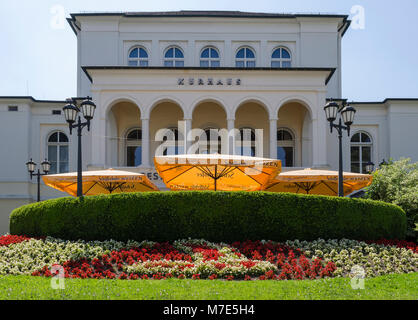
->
[366, 158, 418, 240]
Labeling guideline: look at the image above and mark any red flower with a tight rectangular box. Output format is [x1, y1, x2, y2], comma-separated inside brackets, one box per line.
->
[0, 234, 31, 247]
[129, 274, 139, 280]
[119, 272, 128, 279]
[367, 239, 418, 253]
[208, 274, 218, 280]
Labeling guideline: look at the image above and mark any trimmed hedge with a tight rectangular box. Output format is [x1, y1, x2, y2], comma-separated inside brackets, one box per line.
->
[9, 192, 406, 242]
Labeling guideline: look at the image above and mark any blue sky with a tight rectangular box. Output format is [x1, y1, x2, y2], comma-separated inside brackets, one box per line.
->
[0, 0, 417, 101]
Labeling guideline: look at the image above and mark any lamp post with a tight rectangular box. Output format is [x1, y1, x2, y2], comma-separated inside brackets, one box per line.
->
[63, 97, 96, 197]
[26, 159, 51, 202]
[324, 101, 356, 197]
[365, 161, 375, 174]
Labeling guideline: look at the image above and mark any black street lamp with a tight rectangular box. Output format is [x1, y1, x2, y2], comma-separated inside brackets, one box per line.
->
[365, 161, 375, 174]
[26, 158, 51, 202]
[63, 97, 96, 197]
[324, 101, 356, 197]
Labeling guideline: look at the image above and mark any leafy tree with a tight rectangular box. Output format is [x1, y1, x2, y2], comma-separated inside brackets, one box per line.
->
[366, 158, 418, 240]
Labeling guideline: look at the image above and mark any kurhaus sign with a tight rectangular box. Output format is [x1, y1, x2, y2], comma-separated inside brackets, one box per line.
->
[177, 78, 241, 86]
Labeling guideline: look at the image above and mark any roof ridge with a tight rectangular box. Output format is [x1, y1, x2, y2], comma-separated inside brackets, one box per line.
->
[71, 10, 348, 18]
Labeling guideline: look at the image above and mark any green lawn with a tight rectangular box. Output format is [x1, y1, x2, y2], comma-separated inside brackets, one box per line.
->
[0, 273, 417, 300]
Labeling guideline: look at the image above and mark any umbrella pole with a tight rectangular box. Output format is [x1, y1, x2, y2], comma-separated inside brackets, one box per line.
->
[214, 165, 217, 191]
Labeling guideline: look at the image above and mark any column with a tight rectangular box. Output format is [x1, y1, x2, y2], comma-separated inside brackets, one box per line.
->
[227, 118, 235, 155]
[183, 118, 192, 154]
[91, 118, 106, 167]
[141, 118, 150, 167]
[312, 117, 328, 168]
[91, 92, 106, 168]
[269, 118, 278, 159]
[312, 93, 328, 168]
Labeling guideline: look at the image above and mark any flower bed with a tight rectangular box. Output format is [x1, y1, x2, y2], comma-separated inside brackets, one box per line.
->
[0, 235, 416, 280]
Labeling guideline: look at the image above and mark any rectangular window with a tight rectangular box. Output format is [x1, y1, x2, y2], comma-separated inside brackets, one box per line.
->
[351, 163, 360, 173]
[277, 147, 294, 167]
[351, 146, 359, 162]
[362, 146, 371, 162]
[361, 146, 372, 173]
[127, 146, 142, 167]
[175, 61, 184, 67]
[8, 106, 18, 112]
[200, 60, 209, 67]
[246, 61, 256, 68]
[52, 110, 61, 115]
[48, 145, 57, 174]
[59, 145, 69, 173]
[164, 61, 173, 67]
[235, 61, 244, 68]
[351, 146, 360, 173]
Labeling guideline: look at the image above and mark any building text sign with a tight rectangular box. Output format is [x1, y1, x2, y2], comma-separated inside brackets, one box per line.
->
[177, 78, 241, 86]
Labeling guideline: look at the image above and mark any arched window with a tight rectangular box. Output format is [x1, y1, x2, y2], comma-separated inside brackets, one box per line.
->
[164, 46, 184, 67]
[47, 131, 69, 174]
[236, 127, 256, 156]
[235, 47, 256, 68]
[351, 132, 373, 173]
[277, 128, 294, 167]
[200, 127, 222, 154]
[126, 128, 142, 166]
[128, 47, 149, 66]
[200, 47, 220, 67]
[271, 47, 291, 68]
[162, 127, 183, 156]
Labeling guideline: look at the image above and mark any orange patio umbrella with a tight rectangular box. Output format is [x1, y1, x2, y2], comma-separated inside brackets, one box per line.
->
[43, 169, 159, 196]
[264, 168, 372, 196]
[154, 154, 281, 191]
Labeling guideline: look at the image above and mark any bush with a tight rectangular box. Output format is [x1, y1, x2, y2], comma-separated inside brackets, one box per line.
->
[9, 192, 406, 242]
[366, 158, 418, 240]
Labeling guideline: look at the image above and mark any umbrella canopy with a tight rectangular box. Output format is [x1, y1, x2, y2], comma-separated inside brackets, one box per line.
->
[154, 154, 281, 191]
[264, 168, 372, 196]
[43, 169, 159, 196]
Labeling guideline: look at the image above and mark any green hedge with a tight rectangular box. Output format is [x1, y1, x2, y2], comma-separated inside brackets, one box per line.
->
[9, 192, 406, 242]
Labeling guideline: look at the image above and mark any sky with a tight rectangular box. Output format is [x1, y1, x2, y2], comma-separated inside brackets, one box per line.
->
[0, 0, 417, 101]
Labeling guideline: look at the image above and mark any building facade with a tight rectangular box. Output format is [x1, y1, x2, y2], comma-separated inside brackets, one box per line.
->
[1, 11, 417, 234]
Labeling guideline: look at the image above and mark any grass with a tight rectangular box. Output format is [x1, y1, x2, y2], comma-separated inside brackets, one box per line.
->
[0, 273, 416, 300]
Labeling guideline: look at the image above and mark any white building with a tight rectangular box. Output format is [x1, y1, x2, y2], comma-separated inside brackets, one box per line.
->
[1, 11, 417, 234]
